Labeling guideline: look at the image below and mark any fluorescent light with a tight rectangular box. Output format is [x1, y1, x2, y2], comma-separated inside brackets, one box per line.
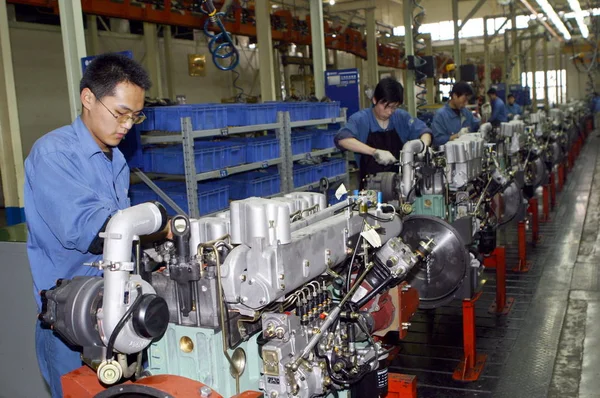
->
[567, 0, 589, 38]
[329, 0, 335, 5]
[534, 0, 571, 40]
[249, 43, 256, 49]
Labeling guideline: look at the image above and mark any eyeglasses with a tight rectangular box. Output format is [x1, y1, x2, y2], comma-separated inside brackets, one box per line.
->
[94, 94, 146, 125]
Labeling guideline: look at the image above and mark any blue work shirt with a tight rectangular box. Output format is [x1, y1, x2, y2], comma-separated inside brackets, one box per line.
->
[490, 97, 509, 123]
[506, 102, 522, 117]
[25, 116, 131, 309]
[334, 107, 431, 163]
[431, 103, 480, 146]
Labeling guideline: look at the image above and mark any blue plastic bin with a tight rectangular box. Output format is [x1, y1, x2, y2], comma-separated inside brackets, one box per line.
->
[323, 159, 346, 178]
[246, 104, 278, 125]
[226, 104, 245, 126]
[221, 141, 247, 167]
[291, 132, 313, 155]
[311, 129, 337, 149]
[139, 108, 155, 131]
[237, 136, 280, 162]
[228, 170, 281, 199]
[145, 142, 226, 174]
[293, 164, 314, 188]
[153, 105, 194, 131]
[194, 104, 228, 130]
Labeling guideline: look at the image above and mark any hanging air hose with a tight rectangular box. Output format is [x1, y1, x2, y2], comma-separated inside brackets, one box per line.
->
[199, 0, 240, 71]
[412, 0, 427, 115]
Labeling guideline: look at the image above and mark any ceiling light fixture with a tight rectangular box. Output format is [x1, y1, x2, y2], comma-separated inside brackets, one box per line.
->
[519, 1, 561, 40]
[567, 0, 589, 38]
[533, 0, 572, 40]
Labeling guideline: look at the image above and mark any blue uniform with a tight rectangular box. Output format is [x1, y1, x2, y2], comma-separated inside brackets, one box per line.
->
[490, 97, 509, 124]
[506, 102, 522, 117]
[431, 103, 480, 147]
[334, 108, 431, 164]
[25, 116, 130, 397]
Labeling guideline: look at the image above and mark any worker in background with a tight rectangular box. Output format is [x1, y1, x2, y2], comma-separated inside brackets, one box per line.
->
[334, 77, 432, 186]
[430, 81, 480, 147]
[487, 87, 508, 125]
[24, 54, 170, 397]
[506, 93, 522, 120]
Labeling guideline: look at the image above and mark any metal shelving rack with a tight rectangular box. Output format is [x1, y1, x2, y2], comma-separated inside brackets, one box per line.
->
[284, 108, 350, 194]
[135, 108, 349, 218]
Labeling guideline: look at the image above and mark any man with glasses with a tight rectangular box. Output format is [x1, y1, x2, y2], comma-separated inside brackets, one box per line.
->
[335, 77, 432, 187]
[24, 53, 162, 397]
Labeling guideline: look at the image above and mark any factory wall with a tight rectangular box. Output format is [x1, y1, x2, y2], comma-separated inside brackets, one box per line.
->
[8, 21, 260, 158]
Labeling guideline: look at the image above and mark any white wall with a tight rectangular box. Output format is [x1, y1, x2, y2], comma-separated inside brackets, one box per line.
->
[8, 22, 261, 158]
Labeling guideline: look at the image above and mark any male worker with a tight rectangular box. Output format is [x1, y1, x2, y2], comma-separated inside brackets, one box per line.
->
[25, 54, 167, 397]
[431, 81, 480, 147]
[506, 94, 522, 120]
[487, 87, 509, 125]
[334, 77, 432, 185]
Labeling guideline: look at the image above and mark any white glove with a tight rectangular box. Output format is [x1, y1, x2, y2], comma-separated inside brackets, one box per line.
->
[373, 149, 397, 166]
[458, 127, 470, 136]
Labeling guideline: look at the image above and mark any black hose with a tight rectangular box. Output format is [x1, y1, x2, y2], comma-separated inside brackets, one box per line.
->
[105, 286, 145, 360]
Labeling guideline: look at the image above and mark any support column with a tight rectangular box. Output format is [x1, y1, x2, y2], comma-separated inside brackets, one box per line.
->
[484, 17, 491, 92]
[0, 0, 25, 224]
[530, 36, 537, 110]
[356, 56, 365, 108]
[559, 52, 564, 103]
[555, 45, 560, 106]
[255, 0, 276, 101]
[87, 15, 100, 56]
[273, 48, 283, 100]
[452, 0, 461, 81]
[510, 3, 519, 85]
[283, 62, 292, 100]
[163, 25, 176, 101]
[309, 0, 326, 99]
[425, 34, 434, 105]
[58, 0, 87, 120]
[365, 7, 378, 94]
[543, 38, 549, 109]
[143, 23, 162, 98]
[404, 0, 416, 116]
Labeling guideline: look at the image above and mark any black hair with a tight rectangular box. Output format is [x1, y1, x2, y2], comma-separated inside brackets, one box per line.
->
[450, 81, 473, 97]
[373, 77, 404, 105]
[507, 93, 515, 99]
[487, 87, 497, 95]
[80, 53, 151, 100]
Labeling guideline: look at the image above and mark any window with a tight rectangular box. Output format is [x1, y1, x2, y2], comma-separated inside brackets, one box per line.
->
[521, 70, 566, 106]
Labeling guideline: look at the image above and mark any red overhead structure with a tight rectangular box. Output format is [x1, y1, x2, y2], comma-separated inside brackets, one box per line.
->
[8, 0, 407, 68]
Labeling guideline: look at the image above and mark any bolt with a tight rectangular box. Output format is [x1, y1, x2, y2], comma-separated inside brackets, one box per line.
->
[201, 285, 208, 292]
[241, 297, 248, 303]
[401, 322, 411, 330]
[240, 274, 247, 282]
[279, 284, 285, 290]
[401, 285, 411, 291]
[279, 274, 285, 280]
[326, 249, 331, 255]
[199, 386, 212, 397]
[303, 260, 310, 267]
[103, 368, 116, 380]
[260, 298, 267, 305]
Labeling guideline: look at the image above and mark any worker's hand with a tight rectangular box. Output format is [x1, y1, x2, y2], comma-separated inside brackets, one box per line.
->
[373, 149, 397, 166]
[166, 220, 173, 240]
[458, 127, 470, 136]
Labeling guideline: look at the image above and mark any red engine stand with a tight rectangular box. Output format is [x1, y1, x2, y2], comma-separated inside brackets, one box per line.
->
[396, 282, 420, 340]
[557, 164, 565, 191]
[542, 184, 551, 222]
[528, 198, 540, 245]
[549, 172, 556, 209]
[484, 247, 514, 315]
[453, 292, 487, 381]
[387, 373, 418, 398]
[513, 221, 531, 273]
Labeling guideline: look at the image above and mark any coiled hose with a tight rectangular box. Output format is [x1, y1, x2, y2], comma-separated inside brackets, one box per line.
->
[412, 0, 427, 115]
[200, 0, 240, 71]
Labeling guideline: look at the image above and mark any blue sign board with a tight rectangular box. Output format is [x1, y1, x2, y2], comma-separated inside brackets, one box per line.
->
[325, 68, 360, 118]
[81, 50, 133, 73]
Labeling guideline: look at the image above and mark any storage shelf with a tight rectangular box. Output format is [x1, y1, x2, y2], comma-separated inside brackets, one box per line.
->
[289, 116, 345, 128]
[292, 147, 340, 161]
[195, 158, 283, 181]
[140, 122, 283, 144]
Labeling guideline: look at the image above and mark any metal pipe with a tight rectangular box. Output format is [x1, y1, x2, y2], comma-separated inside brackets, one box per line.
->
[452, 0, 461, 81]
[404, 0, 416, 115]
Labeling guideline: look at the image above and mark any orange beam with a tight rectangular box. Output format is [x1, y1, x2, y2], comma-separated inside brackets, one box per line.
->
[7, 0, 404, 68]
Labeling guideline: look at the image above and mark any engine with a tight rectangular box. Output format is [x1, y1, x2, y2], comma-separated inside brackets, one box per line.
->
[39, 190, 482, 397]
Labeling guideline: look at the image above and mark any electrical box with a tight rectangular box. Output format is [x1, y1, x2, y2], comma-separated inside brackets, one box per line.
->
[459, 64, 477, 82]
[325, 69, 360, 117]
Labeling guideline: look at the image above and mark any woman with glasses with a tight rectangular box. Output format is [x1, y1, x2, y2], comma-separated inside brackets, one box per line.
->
[334, 77, 432, 187]
[23, 53, 166, 398]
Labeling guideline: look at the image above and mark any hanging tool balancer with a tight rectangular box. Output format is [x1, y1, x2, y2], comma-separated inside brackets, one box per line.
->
[199, 0, 240, 71]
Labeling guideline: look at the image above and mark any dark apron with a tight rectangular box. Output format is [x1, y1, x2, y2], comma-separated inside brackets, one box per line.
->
[359, 128, 402, 189]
